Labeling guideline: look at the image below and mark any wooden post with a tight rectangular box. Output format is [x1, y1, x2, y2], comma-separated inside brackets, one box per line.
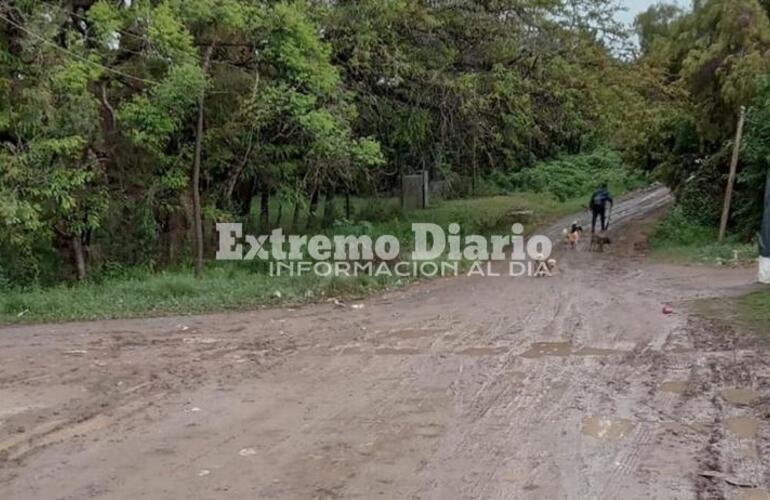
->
[719, 106, 747, 242]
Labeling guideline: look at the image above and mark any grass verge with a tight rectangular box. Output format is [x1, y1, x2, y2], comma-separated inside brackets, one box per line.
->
[649, 206, 756, 266]
[736, 289, 770, 341]
[691, 288, 770, 345]
[0, 191, 591, 325]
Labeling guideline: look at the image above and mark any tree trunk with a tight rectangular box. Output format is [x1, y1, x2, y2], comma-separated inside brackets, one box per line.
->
[323, 190, 336, 226]
[192, 41, 216, 278]
[260, 186, 270, 232]
[307, 189, 320, 229]
[345, 191, 351, 220]
[291, 198, 302, 232]
[72, 234, 86, 282]
[472, 134, 478, 195]
[275, 200, 283, 228]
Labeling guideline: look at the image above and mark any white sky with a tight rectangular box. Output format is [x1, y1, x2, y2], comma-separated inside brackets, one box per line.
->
[615, 0, 690, 27]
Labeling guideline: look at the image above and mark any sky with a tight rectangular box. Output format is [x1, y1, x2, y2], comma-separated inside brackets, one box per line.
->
[615, 0, 689, 27]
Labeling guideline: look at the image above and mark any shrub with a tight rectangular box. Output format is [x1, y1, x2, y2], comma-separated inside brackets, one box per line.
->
[508, 148, 645, 201]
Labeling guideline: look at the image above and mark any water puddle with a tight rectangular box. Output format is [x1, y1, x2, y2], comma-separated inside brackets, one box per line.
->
[456, 347, 509, 356]
[721, 388, 760, 406]
[501, 468, 528, 483]
[739, 444, 759, 460]
[660, 381, 689, 394]
[737, 490, 770, 500]
[726, 417, 760, 439]
[374, 347, 421, 355]
[582, 416, 634, 441]
[574, 347, 624, 356]
[521, 342, 571, 358]
[521, 342, 622, 359]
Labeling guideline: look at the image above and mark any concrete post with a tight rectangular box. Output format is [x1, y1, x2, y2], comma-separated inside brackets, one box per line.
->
[760, 167, 770, 284]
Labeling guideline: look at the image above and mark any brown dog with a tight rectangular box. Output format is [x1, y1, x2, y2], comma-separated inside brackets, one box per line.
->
[590, 232, 611, 253]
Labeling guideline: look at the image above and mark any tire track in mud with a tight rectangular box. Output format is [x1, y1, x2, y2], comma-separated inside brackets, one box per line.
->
[4, 185, 767, 500]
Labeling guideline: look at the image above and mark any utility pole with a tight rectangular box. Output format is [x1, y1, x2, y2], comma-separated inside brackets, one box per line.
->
[760, 167, 770, 284]
[192, 41, 217, 278]
[719, 106, 747, 242]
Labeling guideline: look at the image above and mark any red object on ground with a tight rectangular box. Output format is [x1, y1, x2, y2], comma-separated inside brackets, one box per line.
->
[662, 305, 674, 315]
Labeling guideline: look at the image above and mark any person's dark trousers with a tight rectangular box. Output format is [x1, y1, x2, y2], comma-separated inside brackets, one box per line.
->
[591, 206, 606, 233]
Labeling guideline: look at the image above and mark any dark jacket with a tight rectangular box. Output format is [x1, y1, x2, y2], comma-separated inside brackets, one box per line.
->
[590, 189, 613, 210]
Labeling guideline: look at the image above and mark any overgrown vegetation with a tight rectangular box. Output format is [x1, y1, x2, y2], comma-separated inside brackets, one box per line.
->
[737, 290, 770, 338]
[650, 206, 756, 264]
[635, 0, 770, 249]
[2, 0, 770, 321]
[0, 190, 589, 324]
[1, 0, 656, 289]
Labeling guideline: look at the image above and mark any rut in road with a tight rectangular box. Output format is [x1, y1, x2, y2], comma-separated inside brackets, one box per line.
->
[0, 186, 768, 500]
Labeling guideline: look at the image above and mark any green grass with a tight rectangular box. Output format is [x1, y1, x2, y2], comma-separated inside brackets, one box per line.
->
[0, 191, 606, 325]
[649, 206, 757, 265]
[1, 268, 399, 324]
[692, 288, 770, 345]
[736, 289, 770, 339]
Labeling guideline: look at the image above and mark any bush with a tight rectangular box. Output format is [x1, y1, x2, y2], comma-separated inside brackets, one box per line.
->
[650, 205, 716, 247]
[650, 205, 756, 264]
[506, 148, 645, 201]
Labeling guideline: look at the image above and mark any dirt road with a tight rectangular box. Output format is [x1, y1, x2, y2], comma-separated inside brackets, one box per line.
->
[1, 187, 768, 500]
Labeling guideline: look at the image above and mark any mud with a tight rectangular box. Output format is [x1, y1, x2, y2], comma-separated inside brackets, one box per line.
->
[0, 186, 767, 499]
[520, 342, 623, 359]
[726, 417, 761, 439]
[581, 416, 635, 441]
[738, 490, 770, 500]
[661, 381, 690, 394]
[721, 388, 760, 405]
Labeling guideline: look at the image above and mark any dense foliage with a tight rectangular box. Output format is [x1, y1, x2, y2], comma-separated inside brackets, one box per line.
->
[1, 0, 768, 288]
[634, 0, 770, 240]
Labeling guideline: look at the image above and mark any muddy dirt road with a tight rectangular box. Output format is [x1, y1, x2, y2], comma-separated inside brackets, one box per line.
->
[1, 187, 768, 500]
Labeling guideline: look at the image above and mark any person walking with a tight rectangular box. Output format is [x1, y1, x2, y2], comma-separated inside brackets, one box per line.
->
[589, 184, 614, 233]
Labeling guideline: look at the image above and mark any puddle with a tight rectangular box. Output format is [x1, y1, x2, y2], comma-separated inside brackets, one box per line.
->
[737, 490, 770, 500]
[574, 347, 624, 356]
[521, 342, 571, 358]
[726, 417, 760, 439]
[521, 342, 622, 359]
[374, 347, 421, 355]
[721, 388, 760, 406]
[660, 381, 689, 394]
[739, 444, 759, 460]
[456, 347, 509, 356]
[501, 468, 528, 483]
[582, 416, 634, 441]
